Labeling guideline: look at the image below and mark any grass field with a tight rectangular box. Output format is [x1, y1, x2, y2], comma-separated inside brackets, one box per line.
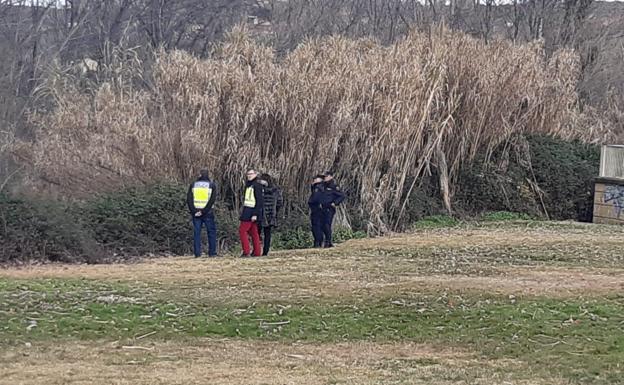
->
[1, 220, 623, 384]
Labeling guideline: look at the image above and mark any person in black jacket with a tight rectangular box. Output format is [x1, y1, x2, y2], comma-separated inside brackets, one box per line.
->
[239, 169, 264, 257]
[258, 173, 283, 256]
[187, 169, 218, 257]
[320, 171, 345, 248]
[308, 174, 326, 248]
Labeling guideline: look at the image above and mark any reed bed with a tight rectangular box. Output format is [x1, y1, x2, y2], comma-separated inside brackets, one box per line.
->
[22, 26, 608, 232]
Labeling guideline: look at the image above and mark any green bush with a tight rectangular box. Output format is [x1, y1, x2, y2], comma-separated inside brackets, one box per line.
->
[527, 135, 599, 221]
[1, 185, 368, 263]
[85, 184, 192, 255]
[271, 225, 366, 250]
[0, 193, 103, 263]
[272, 227, 314, 249]
[85, 183, 249, 256]
[480, 211, 534, 222]
[454, 135, 599, 222]
[401, 175, 446, 227]
[455, 162, 541, 217]
[332, 227, 367, 243]
[412, 215, 459, 229]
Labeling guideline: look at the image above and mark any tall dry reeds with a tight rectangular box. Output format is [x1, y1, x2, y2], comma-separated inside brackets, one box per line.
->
[20, 26, 608, 232]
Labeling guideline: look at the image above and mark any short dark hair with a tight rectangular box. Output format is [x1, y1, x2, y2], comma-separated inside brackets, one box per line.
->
[314, 174, 325, 180]
[324, 171, 334, 177]
[260, 173, 274, 187]
[200, 169, 210, 178]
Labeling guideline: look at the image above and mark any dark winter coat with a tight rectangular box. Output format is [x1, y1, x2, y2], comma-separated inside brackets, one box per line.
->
[308, 182, 324, 215]
[320, 180, 345, 209]
[261, 185, 283, 228]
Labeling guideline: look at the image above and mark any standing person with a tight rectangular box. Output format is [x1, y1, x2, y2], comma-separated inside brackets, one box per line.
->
[186, 169, 217, 257]
[308, 174, 326, 248]
[258, 173, 283, 256]
[239, 169, 264, 257]
[321, 171, 345, 248]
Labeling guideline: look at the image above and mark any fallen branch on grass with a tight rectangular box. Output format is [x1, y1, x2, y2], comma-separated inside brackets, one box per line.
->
[260, 320, 290, 326]
[136, 331, 157, 340]
[121, 346, 154, 351]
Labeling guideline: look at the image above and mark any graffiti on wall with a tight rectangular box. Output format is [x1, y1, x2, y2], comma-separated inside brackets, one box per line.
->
[603, 184, 624, 218]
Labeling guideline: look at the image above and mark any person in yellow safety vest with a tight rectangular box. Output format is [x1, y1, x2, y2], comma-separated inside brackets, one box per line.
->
[239, 169, 264, 257]
[186, 169, 217, 257]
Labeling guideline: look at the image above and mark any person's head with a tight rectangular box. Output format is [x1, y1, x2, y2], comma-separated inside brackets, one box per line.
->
[260, 173, 274, 187]
[323, 171, 334, 182]
[199, 169, 210, 180]
[313, 174, 324, 184]
[246, 169, 258, 181]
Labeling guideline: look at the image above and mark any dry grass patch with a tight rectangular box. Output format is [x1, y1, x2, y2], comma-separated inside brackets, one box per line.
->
[2, 224, 623, 302]
[0, 340, 562, 385]
[2, 256, 624, 302]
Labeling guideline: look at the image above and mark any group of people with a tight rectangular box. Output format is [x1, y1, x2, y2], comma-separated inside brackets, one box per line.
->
[187, 169, 344, 258]
[308, 172, 345, 248]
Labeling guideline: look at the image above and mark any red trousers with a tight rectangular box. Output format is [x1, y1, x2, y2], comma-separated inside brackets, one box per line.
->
[239, 221, 262, 256]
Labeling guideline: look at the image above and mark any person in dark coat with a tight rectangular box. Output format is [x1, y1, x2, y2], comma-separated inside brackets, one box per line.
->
[186, 169, 218, 257]
[239, 169, 264, 257]
[258, 173, 283, 256]
[320, 171, 345, 248]
[308, 174, 326, 248]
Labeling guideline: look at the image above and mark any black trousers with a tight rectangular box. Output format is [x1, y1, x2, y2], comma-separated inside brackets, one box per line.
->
[257, 226, 273, 255]
[310, 211, 324, 247]
[322, 207, 336, 247]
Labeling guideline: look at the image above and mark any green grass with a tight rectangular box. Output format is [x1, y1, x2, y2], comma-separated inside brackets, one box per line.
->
[411, 212, 535, 231]
[1, 278, 623, 383]
[412, 215, 460, 229]
[480, 211, 535, 222]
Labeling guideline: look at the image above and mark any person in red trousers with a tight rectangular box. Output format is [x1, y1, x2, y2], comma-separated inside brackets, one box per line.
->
[239, 169, 264, 257]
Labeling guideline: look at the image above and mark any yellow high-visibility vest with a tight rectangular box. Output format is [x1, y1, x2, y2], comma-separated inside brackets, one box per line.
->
[192, 181, 213, 209]
[243, 186, 256, 208]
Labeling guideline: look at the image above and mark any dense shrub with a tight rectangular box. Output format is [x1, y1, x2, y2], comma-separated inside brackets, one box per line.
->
[1, 185, 366, 263]
[400, 175, 446, 228]
[527, 135, 599, 221]
[0, 193, 103, 263]
[454, 135, 599, 221]
[85, 184, 192, 255]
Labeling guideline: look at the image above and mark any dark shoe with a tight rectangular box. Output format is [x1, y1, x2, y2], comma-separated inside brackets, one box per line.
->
[324, 243, 334, 248]
[208, 255, 218, 258]
[240, 253, 251, 258]
[194, 255, 201, 258]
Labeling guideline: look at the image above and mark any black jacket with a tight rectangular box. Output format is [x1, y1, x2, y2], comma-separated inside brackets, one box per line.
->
[261, 185, 283, 228]
[320, 180, 345, 209]
[308, 182, 324, 214]
[240, 178, 264, 222]
[186, 177, 217, 217]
